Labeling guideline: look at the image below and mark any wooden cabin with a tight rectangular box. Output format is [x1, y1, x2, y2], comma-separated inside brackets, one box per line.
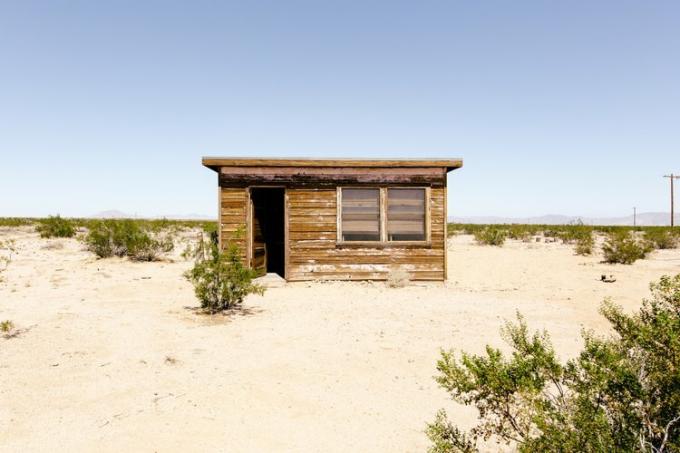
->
[202, 157, 463, 281]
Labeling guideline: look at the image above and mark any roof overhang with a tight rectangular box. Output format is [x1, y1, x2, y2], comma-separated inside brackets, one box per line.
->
[202, 157, 463, 173]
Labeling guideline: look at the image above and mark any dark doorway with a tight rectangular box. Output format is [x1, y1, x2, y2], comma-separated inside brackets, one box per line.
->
[250, 188, 285, 278]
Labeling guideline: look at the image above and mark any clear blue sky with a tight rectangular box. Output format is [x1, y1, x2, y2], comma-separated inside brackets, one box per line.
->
[1, 1, 678, 218]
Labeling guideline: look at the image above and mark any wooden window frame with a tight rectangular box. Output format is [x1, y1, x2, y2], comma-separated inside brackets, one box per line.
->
[336, 186, 431, 248]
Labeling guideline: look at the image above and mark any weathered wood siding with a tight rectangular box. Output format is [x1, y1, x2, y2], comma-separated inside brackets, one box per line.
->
[219, 166, 446, 188]
[219, 187, 248, 260]
[286, 187, 446, 281]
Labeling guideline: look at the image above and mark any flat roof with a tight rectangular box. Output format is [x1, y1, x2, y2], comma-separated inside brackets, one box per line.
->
[202, 157, 463, 172]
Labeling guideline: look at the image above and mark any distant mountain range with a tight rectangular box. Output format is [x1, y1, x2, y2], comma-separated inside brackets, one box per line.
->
[93, 210, 213, 220]
[448, 212, 680, 227]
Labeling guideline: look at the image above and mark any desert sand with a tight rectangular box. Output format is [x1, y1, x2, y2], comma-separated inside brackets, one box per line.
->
[1, 227, 679, 452]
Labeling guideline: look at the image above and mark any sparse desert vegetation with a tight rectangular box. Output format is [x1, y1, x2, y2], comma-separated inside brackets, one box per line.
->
[602, 231, 653, 264]
[84, 219, 175, 261]
[473, 227, 507, 246]
[574, 231, 595, 255]
[0, 239, 16, 282]
[1, 221, 679, 451]
[451, 223, 679, 262]
[645, 228, 679, 250]
[1, 319, 16, 334]
[36, 215, 76, 238]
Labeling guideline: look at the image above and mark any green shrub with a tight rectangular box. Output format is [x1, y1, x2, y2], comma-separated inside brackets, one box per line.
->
[602, 231, 652, 264]
[1, 320, 15, 333]
[85, 219, 174, 260]
[557, 222, 594, 245]
[36, 215, 76, 238]
[184, 239, 264, 313]
[473, 228, 507, 246]
[574, 232, 594, 255]
[0, 217, 34, 227]
[427, 274, 680, 452]
[506, 226, 531, 241]
[645, 228, 678, 250]
[202, 221, 218, 236]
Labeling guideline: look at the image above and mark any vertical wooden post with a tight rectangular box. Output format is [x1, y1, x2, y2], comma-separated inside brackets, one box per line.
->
[217, 173, 222, 251]
[672, 175, 675, 228]
[664, 174, 679, 227]
[284, 189, 289, 280]
[246, 187, 252, 267]
[380, 188, 387, 242]
[443, 184, 448, 281]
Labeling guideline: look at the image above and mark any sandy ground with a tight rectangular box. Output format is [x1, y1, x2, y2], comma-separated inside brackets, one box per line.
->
[1, 227, 679, 452]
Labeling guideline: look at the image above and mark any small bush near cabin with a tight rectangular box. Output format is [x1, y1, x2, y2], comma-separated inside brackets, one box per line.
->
[427, 274, 680, 452]
[85, 219, 174, 261]
[202, 221, 218, 236]
[645, 228, 678, 250]
[184, 239, 264, 314]
[36, 215, 76, 238]
[473, 228, 507, 246]
[602, 231, 652, 264]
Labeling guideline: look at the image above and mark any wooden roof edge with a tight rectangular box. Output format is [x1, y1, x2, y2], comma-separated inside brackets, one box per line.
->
[202, 157, 463, 172]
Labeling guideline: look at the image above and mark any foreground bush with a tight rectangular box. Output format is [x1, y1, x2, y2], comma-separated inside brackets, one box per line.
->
[184, 239, 264, 313]
[428, 274, 680, 452]
[473, 228, 507, 246]
[602, 231, 652, 264]
[85, 219, 174, 261]
[36, 215, 75, 238]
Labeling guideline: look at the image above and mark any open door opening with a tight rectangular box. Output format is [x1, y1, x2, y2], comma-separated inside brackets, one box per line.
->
[250, 188, 285, 279]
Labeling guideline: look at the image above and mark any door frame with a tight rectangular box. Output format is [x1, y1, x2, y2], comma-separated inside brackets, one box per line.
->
[246, 186, 288, 280]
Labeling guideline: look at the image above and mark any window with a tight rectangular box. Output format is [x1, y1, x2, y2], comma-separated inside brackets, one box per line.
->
[338, 187, 428, 243]
[340, 188, 381, 241]
[387, 188, 426, 241]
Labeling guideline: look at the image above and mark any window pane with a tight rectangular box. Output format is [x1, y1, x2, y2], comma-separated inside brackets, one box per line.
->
[341, 188, 380, 241]
[387, 189, 426, 241]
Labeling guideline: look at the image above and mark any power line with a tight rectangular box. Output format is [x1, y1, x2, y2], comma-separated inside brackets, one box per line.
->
[663, 174, 680, 227]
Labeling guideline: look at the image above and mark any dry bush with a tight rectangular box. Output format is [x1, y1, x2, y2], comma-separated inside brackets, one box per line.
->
[0, 239, 16, 283]
[85, 219, 174, 261]
[574, 232, 595, 256]
[1, 320, 18, 339]
[474, 228, 507, 246]
[386, 268, 410, 288]
[36, 215, 76, 238]
[602, 231, 652, 264]
[644, 229, 678, 250]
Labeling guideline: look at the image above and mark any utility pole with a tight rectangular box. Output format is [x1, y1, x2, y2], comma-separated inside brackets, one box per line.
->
[633, 206, 636, 227]
[664, 174, 680, 227]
